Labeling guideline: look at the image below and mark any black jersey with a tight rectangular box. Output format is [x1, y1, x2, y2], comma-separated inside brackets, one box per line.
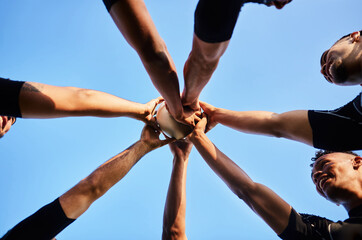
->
[0, 77, 25, 118]
[0, 198, 75, 240]
[308, 92, 362, 151]
[279, 206, 362, 240]
[194, 0, 278, 43]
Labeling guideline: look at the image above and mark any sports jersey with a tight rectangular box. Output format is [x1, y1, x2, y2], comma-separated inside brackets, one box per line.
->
[308, 92, 362, 151]
[279, 205, 362, 240]
[194, 0, 279, 43]
[0, 77, 24, 118]
[0, 198, 75, 240]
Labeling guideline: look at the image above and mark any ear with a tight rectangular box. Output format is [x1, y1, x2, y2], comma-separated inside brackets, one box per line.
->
[352, 156, 362, 170]
[350, 31, 360, 43]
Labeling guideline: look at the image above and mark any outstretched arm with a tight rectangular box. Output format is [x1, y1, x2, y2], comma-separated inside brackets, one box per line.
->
[2, 125, 174, 239]
[105, 0, 198, 126]
[200, 101, 313, 146]
[19, 81, 161, 125]
[59, 124, 174, 219]
[188, 117, 291, 235]
[162, 140, 192, 240]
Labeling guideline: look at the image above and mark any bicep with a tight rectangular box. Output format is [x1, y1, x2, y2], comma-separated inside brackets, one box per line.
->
[277, 110, 313, 146]
[19, 82, 80, 118]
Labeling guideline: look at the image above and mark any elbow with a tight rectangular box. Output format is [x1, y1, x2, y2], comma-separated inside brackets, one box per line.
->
[76, 175, 107, 202]
[162, 227, 187, 240]
[230, 182, 257, 202]
[266, 113, 287, 139]
[138, 41, 173, 70]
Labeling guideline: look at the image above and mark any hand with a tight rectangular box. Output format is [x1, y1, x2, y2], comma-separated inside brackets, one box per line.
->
[166, 103, 202, 127]
[199, 101, 218, 132]
[140, 124, 175, 151]
[140, 97, 164, 128]
[266, 0, 292, 9]
[187, 115, 207, 141]
[168, 104, 202, 127]
[169, 139, 193, 160]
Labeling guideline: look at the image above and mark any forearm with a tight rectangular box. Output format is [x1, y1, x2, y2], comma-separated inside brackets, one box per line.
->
[19, 82, 147, 119]
[213, 108, 281, 136]
[59, 140, 150, 219]
[191, 132, 253, 195]
[213, 108, 313, 145]
[190, 132, 291, 234]
[162, 155, 188, 240]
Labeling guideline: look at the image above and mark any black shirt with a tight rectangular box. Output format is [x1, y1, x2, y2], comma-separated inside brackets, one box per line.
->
[279, 205, 362, 240]
[0, 77, 25, 117]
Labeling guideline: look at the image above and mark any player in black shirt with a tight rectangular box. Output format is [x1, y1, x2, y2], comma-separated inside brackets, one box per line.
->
[0, 77, 164, 138]
[197, 31, 362, 151]
[189, 116, 362, 240]
[1, 124, 173, 240]
[182, 0, 292, 111]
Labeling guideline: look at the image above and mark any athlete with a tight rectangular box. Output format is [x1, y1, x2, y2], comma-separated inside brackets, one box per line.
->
[162, 140, 192, 240]
[102, 0, 199, 126]
[0, 77, 163, 138]
[188, 116, 362, 239]
[198, 31, 362, 151]
[0, 124, 173, 239]
[182, 0, 292, 111]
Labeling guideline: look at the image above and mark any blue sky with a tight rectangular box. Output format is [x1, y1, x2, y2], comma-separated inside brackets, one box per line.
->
[0, 0, 361, 239]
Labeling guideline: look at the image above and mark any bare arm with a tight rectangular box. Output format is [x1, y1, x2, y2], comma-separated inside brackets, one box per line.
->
[19, 81, 161, 125]
[188, 117, 292, 235]
[107, 0, 197, 126]
[200, 101, 313, 146]
[162, 140, 192, 240]
[59, 125, 174, 219]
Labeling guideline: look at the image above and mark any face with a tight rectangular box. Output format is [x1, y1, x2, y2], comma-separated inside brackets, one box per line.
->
[311, 153, 361, 203]
[0, 116, 16, 138]
[320, 31, 362, 85]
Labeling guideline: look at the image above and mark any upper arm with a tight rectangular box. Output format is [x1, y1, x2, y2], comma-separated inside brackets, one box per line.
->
[19, 82, 84, 118]
[275, 110, 313, 146]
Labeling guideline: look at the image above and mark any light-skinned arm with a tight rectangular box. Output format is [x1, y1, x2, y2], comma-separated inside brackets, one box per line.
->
[162, 140, 192, 240]
[19, 81, 162, 125]
[106, 0, 198, 126]
[188, 117, 292, 235]
[199, 101, 313, 146]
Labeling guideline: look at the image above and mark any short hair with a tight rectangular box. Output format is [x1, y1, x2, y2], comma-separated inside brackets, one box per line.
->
[310, 150, 360, 168]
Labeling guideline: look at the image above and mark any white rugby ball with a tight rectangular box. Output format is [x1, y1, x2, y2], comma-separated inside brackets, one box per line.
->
[156, 102, 193, 140]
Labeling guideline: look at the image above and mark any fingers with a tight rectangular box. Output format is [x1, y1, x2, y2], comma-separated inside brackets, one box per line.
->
[199, 101, 212, 113]
[160, 136, 176, 146]
[195, 115, 208, 132]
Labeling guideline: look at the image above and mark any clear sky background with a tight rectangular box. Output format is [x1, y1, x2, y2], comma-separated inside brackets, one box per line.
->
[0, 0, 361, 239]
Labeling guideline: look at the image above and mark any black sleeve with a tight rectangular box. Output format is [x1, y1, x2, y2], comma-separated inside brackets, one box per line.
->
[194, 0, 244, 43]
[308, 93, 362, 151]
[0, 77, 25, 118]
[278, 208, 333, 240]
[102, 0, 120, 12]
[0, 198, 75, 240]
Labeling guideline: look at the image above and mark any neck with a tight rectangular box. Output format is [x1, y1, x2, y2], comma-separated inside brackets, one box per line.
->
[342, 198, 362, 212]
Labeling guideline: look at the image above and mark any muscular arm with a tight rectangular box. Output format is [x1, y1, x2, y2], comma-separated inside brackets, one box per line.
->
[189, 117, 292, 235]
[59, 125, 174, 219]
[106, 0, 197, 126]
[19, 81, 160, 124]
[162, 141, 191, 240]
[200, 101, 313, 146]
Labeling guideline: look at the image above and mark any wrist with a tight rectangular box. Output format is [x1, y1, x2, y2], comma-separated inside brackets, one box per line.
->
[189, 129, 205, 143]
[136, 140, 154, 154]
